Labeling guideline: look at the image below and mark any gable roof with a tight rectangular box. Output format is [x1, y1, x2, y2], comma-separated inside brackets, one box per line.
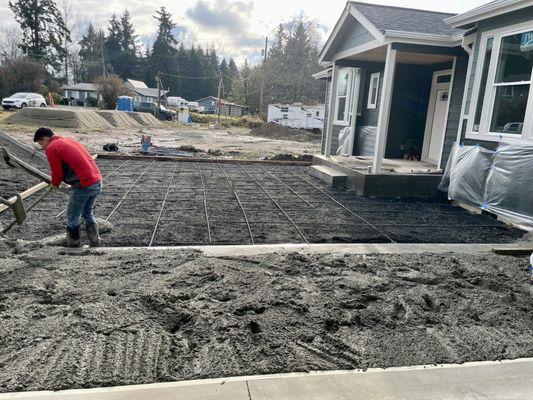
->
[350, 2, 464, 37]
[61, 83, 98, 92]
[130, 87, 169, 98]
[126, 79, 148, 89]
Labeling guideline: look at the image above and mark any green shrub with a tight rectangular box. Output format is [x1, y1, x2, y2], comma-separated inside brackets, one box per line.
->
[86, 96, 99, 108]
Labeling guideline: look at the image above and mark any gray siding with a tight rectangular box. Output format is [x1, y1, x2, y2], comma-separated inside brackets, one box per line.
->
[336, 21, 375, 53]
[441, 53, 469, 169]
[324, 17, 375, 60]
[321, 78, 331, 154]
[465, 7, 533, 115]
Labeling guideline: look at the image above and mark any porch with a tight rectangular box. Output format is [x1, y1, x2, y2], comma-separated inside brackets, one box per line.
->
[312, 154, 443, 197]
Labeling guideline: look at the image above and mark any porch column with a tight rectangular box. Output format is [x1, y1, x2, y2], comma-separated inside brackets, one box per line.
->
[372, 44, 397, 174]
[324, 63, 339, 156]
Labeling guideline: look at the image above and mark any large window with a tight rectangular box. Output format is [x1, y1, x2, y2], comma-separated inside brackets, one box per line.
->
[334, 68, 352, 125]
[469, 23, 533, 140]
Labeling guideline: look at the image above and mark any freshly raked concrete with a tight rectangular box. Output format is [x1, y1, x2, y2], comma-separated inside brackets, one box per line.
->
[2, 358, 532, 400]
[103, 242, 497, 257]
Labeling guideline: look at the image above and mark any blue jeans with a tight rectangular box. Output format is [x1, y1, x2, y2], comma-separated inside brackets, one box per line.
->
[67, 182, 102, 228]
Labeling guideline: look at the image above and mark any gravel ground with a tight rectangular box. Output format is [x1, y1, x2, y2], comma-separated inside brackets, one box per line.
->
[0, 246, 531, 393]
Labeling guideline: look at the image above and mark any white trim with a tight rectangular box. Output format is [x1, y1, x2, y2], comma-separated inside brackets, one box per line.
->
[372, 45, 397, 174]
[383, 30, 462, 47]
[466, 20, 533, 141]
[445, 0, 533, 28]
[349, 5, 385, 44]
[367, 72, 380, 109]
[421, 68, 454, 166]
[461, 31, 476, 55]
[332, 40, 383, 61]
[348, 69, 362, 155]
[333, 67, 354, 126]
[456, 33, 477, 144]
[325, 65, 340, 155]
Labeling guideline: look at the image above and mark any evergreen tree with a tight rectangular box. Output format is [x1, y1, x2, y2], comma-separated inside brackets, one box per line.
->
[78, 23, 105, 82]
[8, 0, 71, 71]
[104, 14, 122, 75]
[150, 7, 178, 93]
[219, 58, 229, 97]
[116, 10, 139, 79]
[226, 58, 239, 97]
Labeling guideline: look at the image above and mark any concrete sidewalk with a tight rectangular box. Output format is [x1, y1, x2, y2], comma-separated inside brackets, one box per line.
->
[2, 358, 532, 400]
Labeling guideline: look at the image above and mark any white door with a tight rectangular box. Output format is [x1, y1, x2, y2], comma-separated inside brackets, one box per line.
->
[428, 89, 449, 162]
[422, 70, 452, 165]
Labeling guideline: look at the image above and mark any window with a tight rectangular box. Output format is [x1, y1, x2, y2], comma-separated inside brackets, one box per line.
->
[367, 72, 380, 109]
[469, 23, 533, 140]
[283, 114, 288, 119]
[316, 111, 320, 117]
[281, 107, 289, 113]
[334, 68, 352, 124]
[307, 113, 312, 117]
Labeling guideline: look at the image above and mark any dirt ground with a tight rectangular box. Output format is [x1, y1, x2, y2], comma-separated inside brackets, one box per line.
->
[0, 111, 320, 160]
[0, 246, 531, 392]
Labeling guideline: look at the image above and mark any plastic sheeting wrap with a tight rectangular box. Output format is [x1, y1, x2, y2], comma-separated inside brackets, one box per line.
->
[336, 126, 351, 156]
[440, 141, 533, 230]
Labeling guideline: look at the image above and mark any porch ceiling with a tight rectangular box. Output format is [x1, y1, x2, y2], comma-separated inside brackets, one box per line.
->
[344, 45, 454, 65]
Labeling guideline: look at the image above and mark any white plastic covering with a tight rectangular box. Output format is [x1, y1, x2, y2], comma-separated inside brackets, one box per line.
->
[440, 141, 533, 231]
[336, 126, 351, 156]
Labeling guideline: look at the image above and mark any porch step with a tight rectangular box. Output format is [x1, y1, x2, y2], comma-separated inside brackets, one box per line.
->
[310, 165, 347, 188]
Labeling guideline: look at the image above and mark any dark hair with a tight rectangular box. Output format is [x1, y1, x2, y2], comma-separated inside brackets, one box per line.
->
[33, 127, 54, 142]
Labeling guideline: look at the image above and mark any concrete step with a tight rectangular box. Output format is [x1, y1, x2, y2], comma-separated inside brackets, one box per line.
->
[310, 165, 347, 188]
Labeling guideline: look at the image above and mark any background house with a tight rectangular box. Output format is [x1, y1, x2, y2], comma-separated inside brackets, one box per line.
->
[61, 83, 100, 106]
[125, 79, 169, 103]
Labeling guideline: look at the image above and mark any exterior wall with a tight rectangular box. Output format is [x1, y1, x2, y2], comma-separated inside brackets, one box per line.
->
[353, 66, 384, 156]
[321, 78, 331, 154]
[336, 20, 375, 53]
[441, 53, 469, 169]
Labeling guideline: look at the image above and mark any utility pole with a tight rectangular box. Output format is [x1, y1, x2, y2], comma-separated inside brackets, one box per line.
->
[259, 36, 268, 116]
[156, 71, 162, 120]
[101, 38, 106, 77]
[216, 73, 223, 125]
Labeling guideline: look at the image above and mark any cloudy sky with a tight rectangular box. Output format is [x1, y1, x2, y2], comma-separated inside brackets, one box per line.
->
[1, 0, 487, 65]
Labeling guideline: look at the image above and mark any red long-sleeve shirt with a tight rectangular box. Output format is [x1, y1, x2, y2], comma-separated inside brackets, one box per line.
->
[45, 136, 102, 188]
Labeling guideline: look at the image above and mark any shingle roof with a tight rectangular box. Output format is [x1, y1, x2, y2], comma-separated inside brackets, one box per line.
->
[130, 87, 169, 98]
[350, 2, 465, 37]
[61, 83, 98, 92]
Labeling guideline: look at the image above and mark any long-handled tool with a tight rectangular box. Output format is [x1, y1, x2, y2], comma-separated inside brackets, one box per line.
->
[0, 147, 68, 235]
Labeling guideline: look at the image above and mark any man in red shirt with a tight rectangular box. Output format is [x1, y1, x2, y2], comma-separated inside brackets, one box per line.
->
[34, 127, 103, 247]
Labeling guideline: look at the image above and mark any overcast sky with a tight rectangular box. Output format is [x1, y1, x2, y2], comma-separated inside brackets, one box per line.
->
[0, 0, 487, 65]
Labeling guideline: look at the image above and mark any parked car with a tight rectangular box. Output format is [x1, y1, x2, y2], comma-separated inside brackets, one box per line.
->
[133, 101, 173, 121]
[2, 92, 47, 110]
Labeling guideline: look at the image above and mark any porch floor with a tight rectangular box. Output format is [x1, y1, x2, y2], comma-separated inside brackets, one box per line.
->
[313, 155, 443, 197]
[322, 155, 441, 175]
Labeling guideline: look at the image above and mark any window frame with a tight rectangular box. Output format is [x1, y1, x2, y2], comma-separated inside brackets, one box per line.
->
[467, 21, 533, 141]
[367, 72, 380, 110]
[333, 67, 353, 126]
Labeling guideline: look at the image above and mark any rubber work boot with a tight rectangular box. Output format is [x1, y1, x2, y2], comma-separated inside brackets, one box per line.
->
[86, 221, 102, 247]
[66, 225, 81, 248]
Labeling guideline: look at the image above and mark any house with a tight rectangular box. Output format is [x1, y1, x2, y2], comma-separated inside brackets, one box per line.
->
[61, 83, 100, 106]
[313, 0, 533, 199]
[125, 79, 169, 103]
[196, 96, 248, 116]
[267, 104, 325, 131]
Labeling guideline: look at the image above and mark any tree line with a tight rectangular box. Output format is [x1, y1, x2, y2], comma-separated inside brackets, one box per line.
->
[2, 0, 326, 112]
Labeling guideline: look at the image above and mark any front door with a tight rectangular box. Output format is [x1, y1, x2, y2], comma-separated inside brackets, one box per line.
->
[422, 70, 452, 165]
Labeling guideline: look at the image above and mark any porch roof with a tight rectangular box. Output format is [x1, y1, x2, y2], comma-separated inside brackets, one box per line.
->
[350, 2, 463, 37]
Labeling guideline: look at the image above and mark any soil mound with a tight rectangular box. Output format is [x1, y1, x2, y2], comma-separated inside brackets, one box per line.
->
[249, 122, 321, 143]
[128, 112, 162, 127]
[266, 153, 313, 162]
[3, 108, 113, 129]
[95, 111, 141, 128]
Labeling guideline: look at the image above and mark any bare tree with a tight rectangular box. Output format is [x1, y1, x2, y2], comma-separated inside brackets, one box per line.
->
[94, 74, 130, 109]
[0, 28, 23, 63]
